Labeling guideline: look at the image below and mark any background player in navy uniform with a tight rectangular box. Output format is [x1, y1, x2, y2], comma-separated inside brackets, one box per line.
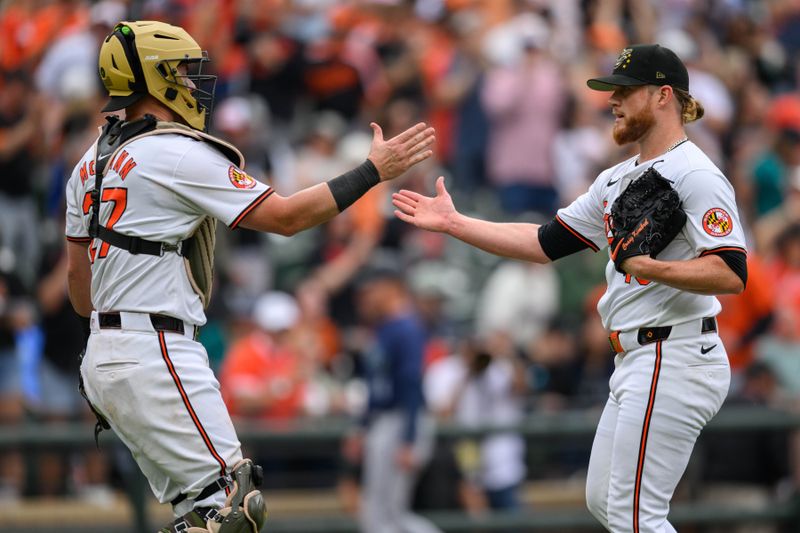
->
[344, 267, 442, 533]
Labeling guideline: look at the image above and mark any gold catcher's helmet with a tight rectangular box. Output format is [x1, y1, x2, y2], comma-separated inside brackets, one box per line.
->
[98, 21, 216, 131]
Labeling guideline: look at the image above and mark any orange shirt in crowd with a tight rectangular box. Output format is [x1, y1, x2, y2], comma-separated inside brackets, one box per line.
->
[219, 331, 306, 420]
[716, 255, 775, 372]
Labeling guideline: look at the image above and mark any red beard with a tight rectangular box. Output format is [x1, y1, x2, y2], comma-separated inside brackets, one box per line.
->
[613, 105, 656, 145]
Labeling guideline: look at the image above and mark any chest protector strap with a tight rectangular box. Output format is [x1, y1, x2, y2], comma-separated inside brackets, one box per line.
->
[90, 115, 245, 308]
[90, 115, 171, 255]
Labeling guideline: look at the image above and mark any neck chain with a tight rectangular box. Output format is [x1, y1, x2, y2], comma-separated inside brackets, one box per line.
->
[666, 136, 689, 153]
[637, 137, 688, 165]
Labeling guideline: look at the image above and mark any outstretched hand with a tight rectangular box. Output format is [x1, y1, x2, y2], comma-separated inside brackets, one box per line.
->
[392, 176, 456, 233]
[367, 122, 435, 181]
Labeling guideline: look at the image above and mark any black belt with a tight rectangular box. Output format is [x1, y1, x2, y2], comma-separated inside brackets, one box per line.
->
[609, 317, 717, 353]
[98, 312, 187, 336]
[637, 317, 717, 346]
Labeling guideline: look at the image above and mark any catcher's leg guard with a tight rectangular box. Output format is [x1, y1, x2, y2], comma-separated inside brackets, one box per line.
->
[158, 460, 266, 533]
[207, 459, 267, 533]
[158, 507, 220, 532]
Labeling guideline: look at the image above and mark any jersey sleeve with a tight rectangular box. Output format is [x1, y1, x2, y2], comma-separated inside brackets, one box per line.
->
[171, 142, 274, 228]
[65, 159, 91, 243]
[553, 176, 608, 252]
[678, 169, 747, 256]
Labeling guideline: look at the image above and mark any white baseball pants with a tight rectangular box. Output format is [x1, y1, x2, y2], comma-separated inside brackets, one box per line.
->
[586, 329, 730, 532]
[82, 311, 243, 516]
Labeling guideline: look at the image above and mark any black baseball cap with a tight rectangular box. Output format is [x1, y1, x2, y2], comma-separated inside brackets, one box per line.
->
[587, 44, 689, 92]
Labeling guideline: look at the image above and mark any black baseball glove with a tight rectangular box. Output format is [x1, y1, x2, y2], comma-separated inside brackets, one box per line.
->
[609, 166, 687, 273]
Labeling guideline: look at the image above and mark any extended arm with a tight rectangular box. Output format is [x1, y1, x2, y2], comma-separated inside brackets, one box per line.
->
[622, 254, 744, 295]
[392, 177, 551, 263]
[66, 240, 93, 317]
[241, 122, 434, 235]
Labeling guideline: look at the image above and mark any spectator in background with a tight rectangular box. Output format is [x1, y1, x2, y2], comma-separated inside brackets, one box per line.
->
[552, 95, 610, 205]
[212, 96, 273, 185]
[571, 287, 614, 409]
[0, 69, 42, 289]
[658, 28, 734, 166]
[293, 111, 351, 192]
[757, 224, 800, 394]
[481, 9, 565, 216]
[716, 254, 775, 388]
[425, 336, 528, 512]
[527, 321, 582, 411]
[343, 266, 442, 533]
[0, 265, 28, 501]
[302, 22, 364, 122]
[247, 29, 304, 126]
[34, 242, 111, 502]
[440, 9, 489, 200]
[750, 95, 800, 217]
[475, 259, 560, 354]
[219, 291, 309, 421]
[754, 168, 800, 257]
[700, 362, 789, 533]
[34, 0, 125, 104]
[0, 0, 87, 72]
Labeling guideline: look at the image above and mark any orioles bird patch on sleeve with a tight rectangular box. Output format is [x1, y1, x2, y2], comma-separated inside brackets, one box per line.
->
[228, 166, 256, 189]
[702, 207, 733, 237]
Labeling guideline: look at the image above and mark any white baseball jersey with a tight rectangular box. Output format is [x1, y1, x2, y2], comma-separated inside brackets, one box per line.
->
[555, 140, 746, 331]
[65, 133, 272, 325]
[68, 131, 271, 513]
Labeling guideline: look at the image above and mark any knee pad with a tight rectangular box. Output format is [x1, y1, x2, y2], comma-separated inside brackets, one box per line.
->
[210, 459, 267, 533]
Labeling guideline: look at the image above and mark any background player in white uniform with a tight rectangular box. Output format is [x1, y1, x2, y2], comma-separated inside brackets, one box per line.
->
[65, 21, 434, 533]
[393, 44, 747, 533]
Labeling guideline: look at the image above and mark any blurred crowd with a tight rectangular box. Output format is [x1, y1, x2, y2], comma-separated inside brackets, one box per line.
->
[2, 0, 800, 521]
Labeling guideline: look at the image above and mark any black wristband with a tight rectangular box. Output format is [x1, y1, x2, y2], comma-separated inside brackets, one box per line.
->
[327, 159, 381, 212]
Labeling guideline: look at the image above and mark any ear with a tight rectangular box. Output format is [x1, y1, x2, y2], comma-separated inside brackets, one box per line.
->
[656, 85, 674, 108]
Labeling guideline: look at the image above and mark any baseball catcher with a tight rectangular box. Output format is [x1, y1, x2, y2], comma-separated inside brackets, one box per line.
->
[65, 20, 434, 533]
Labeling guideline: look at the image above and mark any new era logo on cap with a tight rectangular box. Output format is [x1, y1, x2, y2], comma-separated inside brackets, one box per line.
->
[587, 44, 690, 92]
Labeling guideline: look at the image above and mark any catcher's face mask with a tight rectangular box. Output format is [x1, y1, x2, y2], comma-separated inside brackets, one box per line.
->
[98, 21, 217, 131]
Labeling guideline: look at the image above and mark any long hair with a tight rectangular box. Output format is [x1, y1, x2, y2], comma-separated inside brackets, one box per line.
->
[673, 88, 704, 123]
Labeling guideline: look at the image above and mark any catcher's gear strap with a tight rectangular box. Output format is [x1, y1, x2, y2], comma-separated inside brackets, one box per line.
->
[171, 475, 232, 507]
[700, 248, 748, 288]
[159, 506, 220, 533]
[184, 216, 216, 308]
[91, 114, 193, 257]
[327, 159, 380, 212]
[90, 117, 241, 305]
[215, 458, 267, 533]
[90, 117, 244, 254]
[538, 215, 599, 261]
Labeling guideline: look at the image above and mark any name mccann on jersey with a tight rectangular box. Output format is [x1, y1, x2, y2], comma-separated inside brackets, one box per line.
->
[79, 151, 138, 185]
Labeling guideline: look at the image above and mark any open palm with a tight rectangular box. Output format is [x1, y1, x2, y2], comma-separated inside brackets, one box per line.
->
[392, 176, 456, 233]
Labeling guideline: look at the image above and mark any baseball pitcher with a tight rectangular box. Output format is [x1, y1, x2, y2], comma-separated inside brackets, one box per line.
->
[393, 44, 747, 533]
